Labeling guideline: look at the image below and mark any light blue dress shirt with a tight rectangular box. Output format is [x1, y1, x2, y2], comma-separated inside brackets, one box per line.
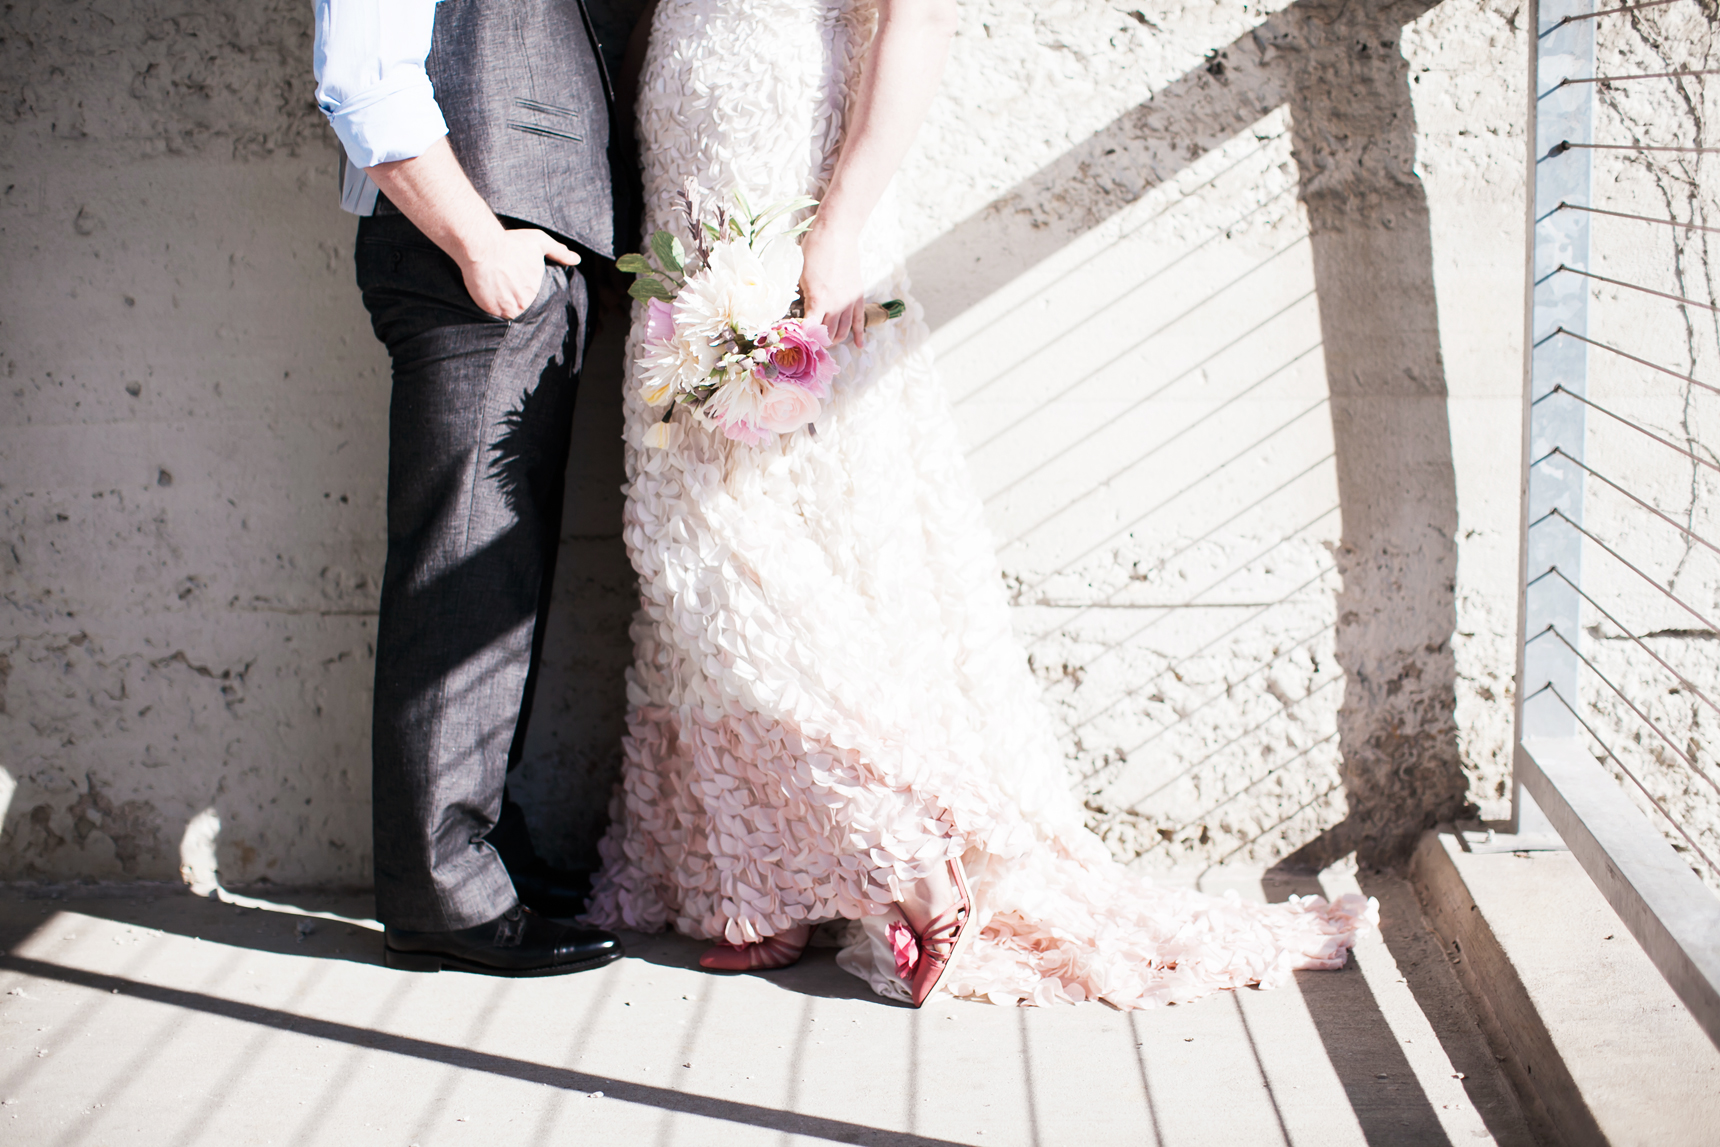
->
[313, 0, 449, 215]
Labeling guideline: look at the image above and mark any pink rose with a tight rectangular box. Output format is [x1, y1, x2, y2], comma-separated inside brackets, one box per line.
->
[754, 379, 823, 434]
[767, 320, 836, 396]
[643, 297, 675, 344]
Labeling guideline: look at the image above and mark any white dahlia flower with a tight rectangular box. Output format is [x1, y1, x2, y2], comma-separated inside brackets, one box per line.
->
[637, 330, 719, 406]
[674, 236, 802, 341]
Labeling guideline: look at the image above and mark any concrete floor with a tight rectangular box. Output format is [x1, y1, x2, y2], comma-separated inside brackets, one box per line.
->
[0, 867, 1530, 1147]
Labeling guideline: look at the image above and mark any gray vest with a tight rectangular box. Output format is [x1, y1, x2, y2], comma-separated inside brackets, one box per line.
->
[426, 0, 616, 258]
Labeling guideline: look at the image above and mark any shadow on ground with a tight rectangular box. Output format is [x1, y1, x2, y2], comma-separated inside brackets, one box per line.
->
[1257, 866, 1533, 1147]
[2, 884, 882, 1008]
[619, 928, 894, 1005]
[3, 884, 386, 968]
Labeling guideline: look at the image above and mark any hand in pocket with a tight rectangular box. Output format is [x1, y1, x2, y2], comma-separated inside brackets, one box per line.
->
[459, 229, 579, 319]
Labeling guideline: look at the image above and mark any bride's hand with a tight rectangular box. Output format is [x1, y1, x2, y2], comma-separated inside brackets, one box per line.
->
[799, 222, 869, 349]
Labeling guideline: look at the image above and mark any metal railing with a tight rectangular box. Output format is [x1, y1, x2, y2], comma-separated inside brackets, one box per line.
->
[1515, 0, 1720, 1048]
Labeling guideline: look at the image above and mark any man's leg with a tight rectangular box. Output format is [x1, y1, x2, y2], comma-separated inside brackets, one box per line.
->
[484, 407, 592, 907]
[357, 213, 587, 933]
[486, 316, 582, 880]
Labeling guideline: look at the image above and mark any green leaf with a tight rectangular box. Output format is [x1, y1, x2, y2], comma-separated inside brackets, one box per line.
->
[628, 277, 674, 302]
[650, 230, 683, 273]
[732, 187, 754, 223]
[755, 196, 818, 233]
[615, 253, 652, 274]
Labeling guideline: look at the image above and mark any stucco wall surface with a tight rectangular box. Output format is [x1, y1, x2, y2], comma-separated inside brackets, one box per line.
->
[3, 0, 1704, 889]
[1573, 8, 1719, 888]
[0, 1, 642, 887]
[907, 0, 1531, 866]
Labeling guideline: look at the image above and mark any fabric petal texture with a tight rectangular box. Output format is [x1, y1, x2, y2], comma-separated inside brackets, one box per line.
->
[585, 0, 1375, 1009]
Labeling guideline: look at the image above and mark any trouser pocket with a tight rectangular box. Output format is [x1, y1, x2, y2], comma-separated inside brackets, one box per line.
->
[509, 265, 565, 326]
[356, 217, 504, 348]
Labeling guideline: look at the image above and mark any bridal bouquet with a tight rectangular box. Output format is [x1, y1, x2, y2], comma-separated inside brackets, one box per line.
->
[619, 182, 903, 449]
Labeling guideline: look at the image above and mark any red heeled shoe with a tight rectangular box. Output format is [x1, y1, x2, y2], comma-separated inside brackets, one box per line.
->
[892, 858, 974, 1008]
[698, 925, 811, 972]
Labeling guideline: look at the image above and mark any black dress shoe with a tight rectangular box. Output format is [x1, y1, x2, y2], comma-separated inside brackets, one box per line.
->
[508, 860, 594, 920]
[383, 906, 622, 977]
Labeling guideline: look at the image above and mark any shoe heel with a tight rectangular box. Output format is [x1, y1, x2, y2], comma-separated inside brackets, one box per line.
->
[383, 946, 442, 973]
[910, 857, 975, 1008]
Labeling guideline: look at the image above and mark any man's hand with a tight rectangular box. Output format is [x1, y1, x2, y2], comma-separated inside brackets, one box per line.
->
[458, 229, 580, 320]
[366, 138, 579, 320]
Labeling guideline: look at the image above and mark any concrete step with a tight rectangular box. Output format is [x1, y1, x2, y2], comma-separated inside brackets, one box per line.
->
[1412, 830, 1720, 1147]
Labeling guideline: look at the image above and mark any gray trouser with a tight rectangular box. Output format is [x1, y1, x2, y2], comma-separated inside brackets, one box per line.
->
[355, 212, 588, 932]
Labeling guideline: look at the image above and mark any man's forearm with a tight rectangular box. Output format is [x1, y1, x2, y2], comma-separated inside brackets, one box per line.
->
[366, 137, 508, 267]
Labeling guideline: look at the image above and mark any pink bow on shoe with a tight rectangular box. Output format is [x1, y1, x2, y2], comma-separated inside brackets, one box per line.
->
[887, 919, 920, 981]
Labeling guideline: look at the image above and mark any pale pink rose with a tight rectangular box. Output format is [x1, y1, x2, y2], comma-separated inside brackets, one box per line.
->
[767, 320, 836, 396]
[719, 418, 772, 447]
[643, 297, 675, 344]
[754, 379, 823, 434]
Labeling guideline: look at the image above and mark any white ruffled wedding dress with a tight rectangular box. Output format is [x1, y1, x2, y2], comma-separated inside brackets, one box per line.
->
[584, 0, 1376, 1007]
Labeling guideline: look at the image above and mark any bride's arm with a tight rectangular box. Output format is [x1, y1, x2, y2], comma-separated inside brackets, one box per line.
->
[800, 0, 959, 348]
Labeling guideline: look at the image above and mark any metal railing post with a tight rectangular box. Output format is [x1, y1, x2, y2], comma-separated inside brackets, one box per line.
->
[1512, 0, 1593, 843]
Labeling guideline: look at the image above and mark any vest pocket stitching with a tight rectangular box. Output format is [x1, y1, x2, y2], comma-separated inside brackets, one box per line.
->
[507, 121, 583, 144]
[513, 97, 580, 120]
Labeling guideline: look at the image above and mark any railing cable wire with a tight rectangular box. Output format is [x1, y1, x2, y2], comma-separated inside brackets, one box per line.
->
[1558, 69, 1720, 85]
[1556, 264, 1720, 314]
[1548, 0, 1685, 27]
[1535, 680, 1720, 880]
[1546, 326, 1720, 397]
[1556, 202, 1720, 236]
[1539, 508, 1720, 633]
[1537, 566, 1720, 719]
[1539, 626, 1720, 799]
[1545, 384, 1720, 474]
[1536, 447, 1720, 558]
[1552, 141, 1720, 155]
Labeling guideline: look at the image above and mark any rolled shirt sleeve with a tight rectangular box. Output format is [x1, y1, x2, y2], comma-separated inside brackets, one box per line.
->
[314, 0, 448, 170]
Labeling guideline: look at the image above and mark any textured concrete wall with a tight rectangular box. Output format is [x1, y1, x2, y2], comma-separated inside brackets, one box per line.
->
[5, 0, 1687, 888]
[3, 2, 380, 885]
[0, 0, 635, 886]
[906, 0, 1529, 865]
[1575, 8, 1719, 888]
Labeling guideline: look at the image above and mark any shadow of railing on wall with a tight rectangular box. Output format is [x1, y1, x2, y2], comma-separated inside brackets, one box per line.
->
[915, 0, 1469, 871]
